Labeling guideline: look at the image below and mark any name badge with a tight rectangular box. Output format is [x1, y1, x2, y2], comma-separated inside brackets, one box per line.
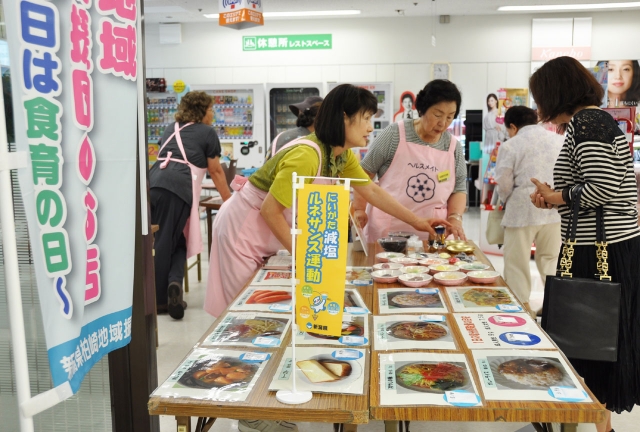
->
[437, 170, 450, 182]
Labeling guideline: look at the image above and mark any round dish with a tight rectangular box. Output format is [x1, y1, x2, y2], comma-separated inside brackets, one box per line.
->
[387, 321, 448, 341]
[371, 269, 403, 283]
[467, 270, 501, 284]
[428, 264, 461, 275]
[433, 271, 468, 286]
[458, 263, 491, 273]
[373, 262, 405, 271]
[398, 273, 433, 287]
[387, 291, 442, 308]
[447, 244, 475, 254]
[489, 356, 572, 390]
[375, 252, 405, 263]
[419, 258, 448, 267]
[395, 362, 471, 393]
[400, 265, 429, 275]
[378, 237, 408, 253]
[406, 252, 433, 260]
[388, 231, 415, 239]
[389, 257, 420, 266]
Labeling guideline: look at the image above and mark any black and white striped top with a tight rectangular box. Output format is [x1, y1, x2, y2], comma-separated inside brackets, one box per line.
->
[554, 109, 640, 245]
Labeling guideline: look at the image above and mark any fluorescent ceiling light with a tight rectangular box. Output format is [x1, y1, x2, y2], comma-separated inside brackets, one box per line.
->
[498, 2, 640, 12]
[204, 10, 361, 19]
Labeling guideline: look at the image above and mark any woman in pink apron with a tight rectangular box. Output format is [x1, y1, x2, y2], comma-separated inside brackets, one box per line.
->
[149, 91, 231, 320]
[353, 80, 468, 243]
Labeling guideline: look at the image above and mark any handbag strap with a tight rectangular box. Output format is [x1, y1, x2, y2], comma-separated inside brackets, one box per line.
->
[595, 205, 612, 281]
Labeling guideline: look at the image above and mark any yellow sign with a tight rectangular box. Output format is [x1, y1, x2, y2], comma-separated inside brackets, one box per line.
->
[437, 170, 450, 183]
[296, 184, 349, 337]
[173, 80, 186, 93]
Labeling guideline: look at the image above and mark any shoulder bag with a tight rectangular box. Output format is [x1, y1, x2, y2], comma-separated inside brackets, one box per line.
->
[486, 203, 505, 245]
[541, 185, 621, 362]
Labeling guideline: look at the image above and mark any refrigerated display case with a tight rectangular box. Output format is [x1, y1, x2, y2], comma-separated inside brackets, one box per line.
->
[266, 83, 322, 144]
[146, 91, 179, 167]
[192, 84, 266, 170]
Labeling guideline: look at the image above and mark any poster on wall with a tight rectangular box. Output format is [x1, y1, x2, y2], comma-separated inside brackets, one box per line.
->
[596, 60, 640, 138]
[5, 0, 138, 395]
[393, 91, 418, 122]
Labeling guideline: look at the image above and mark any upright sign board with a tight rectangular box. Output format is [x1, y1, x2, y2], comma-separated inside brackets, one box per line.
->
[5, 0, 138, 395]
[219, 0, 264, 30]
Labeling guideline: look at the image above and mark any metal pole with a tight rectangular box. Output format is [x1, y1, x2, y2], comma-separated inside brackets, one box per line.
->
[0, 79, 35, 432]
[290, 171, 298, 394]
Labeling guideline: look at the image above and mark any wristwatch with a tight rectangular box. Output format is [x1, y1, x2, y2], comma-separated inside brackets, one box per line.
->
[448, 213, 463, 222]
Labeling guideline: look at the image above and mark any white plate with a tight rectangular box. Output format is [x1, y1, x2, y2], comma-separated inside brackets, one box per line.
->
[488, 356, 575, 390]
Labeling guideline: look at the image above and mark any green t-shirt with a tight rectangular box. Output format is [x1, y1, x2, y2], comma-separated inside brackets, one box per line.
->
[249, 133, 371, 208]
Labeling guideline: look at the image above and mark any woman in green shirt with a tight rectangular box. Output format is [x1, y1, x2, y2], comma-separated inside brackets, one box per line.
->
[205, 84, 450, 318]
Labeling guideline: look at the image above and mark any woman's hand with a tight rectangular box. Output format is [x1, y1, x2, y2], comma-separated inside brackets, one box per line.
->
[530, 178, 563, 208]
[353, 209, 368, 228]
[446, 218, 467, 241]
[410, 218, 451, 237]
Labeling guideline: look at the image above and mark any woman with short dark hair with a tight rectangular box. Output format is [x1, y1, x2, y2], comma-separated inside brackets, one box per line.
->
[353, 79, 467, 242]
[530, 56, 640, 432]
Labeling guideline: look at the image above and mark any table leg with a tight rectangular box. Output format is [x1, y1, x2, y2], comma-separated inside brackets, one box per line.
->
[197, 253, 202, 281]
[176, 416, 191, 432]
[561, 424, 578, 432]
[385, 421, 399, 432]
[207, 209, 213, 256]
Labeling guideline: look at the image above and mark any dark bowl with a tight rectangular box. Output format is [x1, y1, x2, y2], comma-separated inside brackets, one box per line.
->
[388, 231, 414, 239]
[378, 237, 408, 253]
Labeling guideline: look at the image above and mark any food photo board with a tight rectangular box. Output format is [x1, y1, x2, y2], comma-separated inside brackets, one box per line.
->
[453, 313, 555, 350]
[378, 288, 448, 314]
[446, 287, 524, 313]
[294, 314, 370, 347]
[378, 352, 482, 407]
[229, 286, 293, 312]
[472, 349, 593, 403]
[152, 348, 271, 402]
[202, 312, 292, 348]
[346, 266, 373, 286]
[269, 347, 367, 395]
[373, 314, 457, 351]
[251, 269, 292, 286]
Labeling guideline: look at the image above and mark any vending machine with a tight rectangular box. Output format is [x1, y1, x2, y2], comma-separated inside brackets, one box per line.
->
[266, 83, 323, 144]
[191, 84, 266, 169]
[146, 91, 179, 167]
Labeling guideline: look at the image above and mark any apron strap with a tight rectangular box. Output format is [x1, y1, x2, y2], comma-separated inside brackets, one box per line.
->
[276, 138, 324, 178]
[398, 120, 408, 143]
[157, 122, 194, 169]
[271, 131, 285, 158]
[447, 134, 457, 154]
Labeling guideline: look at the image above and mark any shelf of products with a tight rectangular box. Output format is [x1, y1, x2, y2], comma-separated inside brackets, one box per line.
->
[211, 94, 254, 139]
[147, 92, 178, 167]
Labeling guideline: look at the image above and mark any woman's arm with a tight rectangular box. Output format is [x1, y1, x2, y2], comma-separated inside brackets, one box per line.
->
[207, 157, 232, 201]
[446, 192, 467, 240]
[351, 170, 376, 228]
[260, 192, 292, 252]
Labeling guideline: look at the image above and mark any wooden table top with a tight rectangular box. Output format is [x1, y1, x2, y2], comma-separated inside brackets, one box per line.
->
[148, 241, 605, 425]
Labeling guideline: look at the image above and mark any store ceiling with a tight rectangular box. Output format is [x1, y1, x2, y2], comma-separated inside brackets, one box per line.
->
[143, 0, 640, 23]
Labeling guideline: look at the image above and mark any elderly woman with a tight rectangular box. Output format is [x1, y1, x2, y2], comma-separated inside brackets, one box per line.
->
[150, 91, 231, 319]
[353, 79, 467, 242]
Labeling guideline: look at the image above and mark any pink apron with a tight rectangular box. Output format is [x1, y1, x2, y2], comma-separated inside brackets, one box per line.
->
[156, 122, 207, 259]
[204, 139, 331, 317]
[363, 121, 457, 242]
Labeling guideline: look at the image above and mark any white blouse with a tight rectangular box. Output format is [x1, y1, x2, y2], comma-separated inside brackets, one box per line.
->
[495, 125, 563, 228]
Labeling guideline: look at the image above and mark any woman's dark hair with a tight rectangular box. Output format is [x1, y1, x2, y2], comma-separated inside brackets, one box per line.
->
[402, 93, 414, 105]
[486, 93, 498, 112]
[314, 84, 378, 147]
[296, 102, 322, 128]
[504, 106, 538, 129]
[529, 56, 604, 123]
[415, 80, 462, 118]
[623, 60, 640, 102]
[175, 91, 213, 123]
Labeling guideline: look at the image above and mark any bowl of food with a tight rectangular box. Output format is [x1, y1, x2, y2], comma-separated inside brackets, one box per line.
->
[376, 252, 405, 263]
[467, 270, 501, 284]
[398, 273, 433, 288]
[378, 237, 408, 253]
[406, 252, 432, 260]
[395, 362, 471, 393]
[388, 231, 415, 239]
[373, 262, 405, 271]
[390, 257, 420, 266]
[433, 271, 468, 286]
[400, 265, 429, 275]
[447, 243, 475, 254]
[428, 264, 461, 275]
[458, 263, 491, 273]
[371, 269, 403, 283]
[419, 258, 448, 267]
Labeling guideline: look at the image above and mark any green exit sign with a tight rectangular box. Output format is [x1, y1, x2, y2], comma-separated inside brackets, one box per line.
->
[243, 34, 332, 51]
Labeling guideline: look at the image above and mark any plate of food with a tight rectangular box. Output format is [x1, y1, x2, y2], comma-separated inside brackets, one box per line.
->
[245, 290, 292, 305]
[177, 357, 259, 390]
[346, 267, 373, 286]
[221, 318, 288, 342]
[376, 252, 406, 263]
[387, 291, 443, 308]
[296, 355, 362, 388]
[387, 321, 449, 341]
[308, 319, 365, 340]
[462, 288, 513, 307]
[489, 356, 575, 390]
[395, 361, 473, 393]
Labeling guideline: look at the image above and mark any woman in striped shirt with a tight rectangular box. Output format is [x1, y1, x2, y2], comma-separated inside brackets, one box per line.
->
[529, 56, 640, 432]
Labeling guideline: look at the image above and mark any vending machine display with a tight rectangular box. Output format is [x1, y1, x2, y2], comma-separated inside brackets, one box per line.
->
[266, 84, 322, 144]
[146, 91, 178, 167]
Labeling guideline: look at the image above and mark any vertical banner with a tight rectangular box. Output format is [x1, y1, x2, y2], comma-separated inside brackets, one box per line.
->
[296, 184, 348, 337]
[5, 0, 138, 394]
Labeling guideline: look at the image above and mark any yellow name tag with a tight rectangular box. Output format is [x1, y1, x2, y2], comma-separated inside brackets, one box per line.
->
[437, 170, 450, 182]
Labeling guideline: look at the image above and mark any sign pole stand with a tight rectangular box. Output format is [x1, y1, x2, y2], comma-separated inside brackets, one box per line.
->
[276, 172, 312, 405]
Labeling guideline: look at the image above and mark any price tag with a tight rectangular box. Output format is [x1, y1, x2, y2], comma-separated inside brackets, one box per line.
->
[444, 391, 480, 406]
[494, 316, 518, 324]
[252, 337, 280, 347]
[344, 306, 369, 314]
[269, 303, 292, 312]
[332, 349, 363, 360]
[419, 315, 445, 322]
[416, 288, 439, 294]
[496, 304, 522, 312]
[339, 336, 367, 346]
[549, 386, 589, 402]
[239, 352, 271, 363]
[352, 279, 372, 286]
[506, 333, 531, 342]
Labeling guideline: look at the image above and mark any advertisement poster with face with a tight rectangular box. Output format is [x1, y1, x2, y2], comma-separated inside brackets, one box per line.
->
[597, 60, 640, 137]
[393, 91, 419, 122]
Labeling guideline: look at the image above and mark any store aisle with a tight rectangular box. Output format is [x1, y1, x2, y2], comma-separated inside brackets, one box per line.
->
[155, 209, 637, 432]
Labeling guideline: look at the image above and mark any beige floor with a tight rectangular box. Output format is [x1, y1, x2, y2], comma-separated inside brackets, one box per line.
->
[156, 208, 639, 432]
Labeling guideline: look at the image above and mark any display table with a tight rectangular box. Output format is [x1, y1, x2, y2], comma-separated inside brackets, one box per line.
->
[148, 241, 605, 432]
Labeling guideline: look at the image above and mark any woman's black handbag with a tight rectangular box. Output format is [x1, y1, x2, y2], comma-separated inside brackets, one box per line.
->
[541, 186, 621, 362]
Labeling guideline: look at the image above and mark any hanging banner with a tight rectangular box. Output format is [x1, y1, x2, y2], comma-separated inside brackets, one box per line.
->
[296, 183, 348, 337]
[219, 0, 264, 30]
[5, 0, 138, 394]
